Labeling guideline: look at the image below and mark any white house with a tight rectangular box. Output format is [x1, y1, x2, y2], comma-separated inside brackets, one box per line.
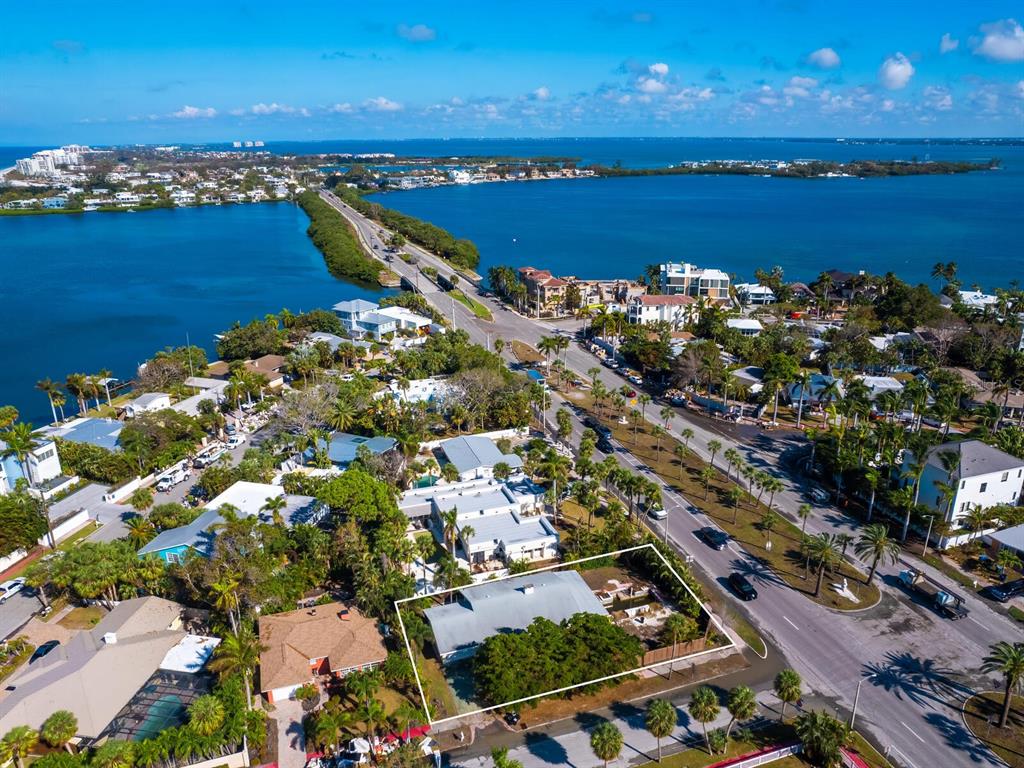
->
[332, 299, 434, 342]
[114, 192, 140, 206]
[726, 318, 763, 337]
[438, 435, 524, 482]
[902, 440, 1024, 527]
[0, 437, 63, 494]
[855, 375, 905, 401]
[626, 294, 698, 329]
[123, 392, 171, 418]
[659, 262, 730, 301]
[736, 283, 776, 305]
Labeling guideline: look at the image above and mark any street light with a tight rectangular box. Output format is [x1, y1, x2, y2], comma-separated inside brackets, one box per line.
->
[922, 515, 935, 558]
[850, 673, 876, 729]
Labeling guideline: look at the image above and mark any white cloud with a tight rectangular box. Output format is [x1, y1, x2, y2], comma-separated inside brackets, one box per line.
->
[228, 108, 245, 116]
[648, 62, 669, 77]
[923, 85, 953, 111]
[973, 18, 1024, 61]
[397, 23, 436, 42]
[363, 96, 403, 112]
[532, 86, 551, 101]
[880, 99, 896, 112]
[329, 103, 353, 114]
[1017, 80, 1024, 98]
[940, 33, 959, 54]
[784, 75, 818, 98]
[807, 47, 841, 69]
[250, 102, 304, 115]
[638, 77, 667, 94]
[878, 53, 914, 89]
[171, 105, 217, 119]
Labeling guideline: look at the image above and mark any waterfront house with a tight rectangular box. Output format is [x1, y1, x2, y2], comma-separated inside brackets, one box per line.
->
[259, 602, 386, 703]
[438, 435, 523, 482]
[424, 571, 607, 663]
[43, 196, 67, 209]
[659, 262, 731, 302]
[736, 283, 777, 305]
[123, 392, 171, 418]
[518, 267, 568, 316]
[627, 294, 699, 329]
[0, 436, 62, 494]
[901, 440, 1024, 528]
[40, 417, 123, 452]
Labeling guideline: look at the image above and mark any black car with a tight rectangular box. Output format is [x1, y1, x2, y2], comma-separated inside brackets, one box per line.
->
[981, 578, 1024, 603]
[29, 640, 60, 664]
[583, 417, 612, 439]
[728, 572, 758, 601]
[596, 437, 615, 454]
[504, 711, 521, 726]
[698, 527, 729, 550]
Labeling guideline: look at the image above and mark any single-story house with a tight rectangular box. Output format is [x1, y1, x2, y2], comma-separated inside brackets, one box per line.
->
[424, 571, 608, 663]
[730, 366, 764, 395]
[305, 432, 399, 470]
[855, 375, 905, 401]
[304, 332, 347, 353]
[123, 392, 171, 418]
[726, 318, 763, 337]
[987, 523, 1024, 558]
[259, 602, 386, 703]
[377, 377, 449, 405]
[138, 481, 327, 562]
[40, 417, 123, 452]
[784, 374, 845, 406]
[438, 435, 523, 482]
[944, 367, 1024, 419]
[0, 597, 218, 739]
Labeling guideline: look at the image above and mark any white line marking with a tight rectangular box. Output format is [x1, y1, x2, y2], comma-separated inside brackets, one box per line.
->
[968, 615, 990, 631]
[783, 615, 800, 631]
[900, 721, 926, 743]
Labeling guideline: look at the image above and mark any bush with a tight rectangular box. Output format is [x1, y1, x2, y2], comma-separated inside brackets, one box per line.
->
[298, 191, 381, 284]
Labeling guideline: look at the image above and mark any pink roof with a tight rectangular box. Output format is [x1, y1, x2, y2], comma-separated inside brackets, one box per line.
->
[634, 294, 695, 306]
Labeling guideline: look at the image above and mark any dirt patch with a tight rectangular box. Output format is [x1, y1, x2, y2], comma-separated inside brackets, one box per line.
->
[58, 605, 107, 630]
[16, 617, 77, 647]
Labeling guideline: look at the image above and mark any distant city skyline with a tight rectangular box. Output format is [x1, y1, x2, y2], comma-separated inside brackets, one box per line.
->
[2, 0, 1023, 144]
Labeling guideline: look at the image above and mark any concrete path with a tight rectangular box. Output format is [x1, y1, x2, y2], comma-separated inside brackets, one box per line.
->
[273, 698, 308, 768]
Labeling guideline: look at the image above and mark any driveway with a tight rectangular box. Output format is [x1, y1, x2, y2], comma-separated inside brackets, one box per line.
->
[272, 698, 308, 768]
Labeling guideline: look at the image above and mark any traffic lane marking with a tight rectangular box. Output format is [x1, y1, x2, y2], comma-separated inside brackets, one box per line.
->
[783, 616, 800, 631]
[900, 721, 926, 743]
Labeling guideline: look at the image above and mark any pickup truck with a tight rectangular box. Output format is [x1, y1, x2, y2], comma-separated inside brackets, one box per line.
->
[898, 568, 969, 620]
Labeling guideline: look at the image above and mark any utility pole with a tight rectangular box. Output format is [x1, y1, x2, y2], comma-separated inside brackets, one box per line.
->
[850, 674, 875, 729]
[922, 515, 935, 557]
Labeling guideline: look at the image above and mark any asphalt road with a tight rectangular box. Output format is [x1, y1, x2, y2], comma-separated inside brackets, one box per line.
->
[328, 192, 1011, 768]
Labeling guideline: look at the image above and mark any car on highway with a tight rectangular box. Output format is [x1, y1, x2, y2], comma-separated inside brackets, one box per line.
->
[981, 578, 1024, 603]
[0, 578, 26, 603]
[647, 505, 668, 521]
[596, 436, 615, 454]
[698, 527, 730, 550]
[30, 639, 60, 663]
[602, 359, 619, 369]
[809, 487, 830, 503]
[583, 416, 612, 438]
[728, 572, 758, 601]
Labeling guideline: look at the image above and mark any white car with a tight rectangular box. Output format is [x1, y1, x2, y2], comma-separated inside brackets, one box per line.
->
[810, 487, 830, 503]
[226, 434, 246, 449]
[0, 578, 26, 603]
[647, 506, 668, 521]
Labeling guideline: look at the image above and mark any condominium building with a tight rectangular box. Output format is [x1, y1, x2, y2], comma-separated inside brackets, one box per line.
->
[659, 262, 731, 302]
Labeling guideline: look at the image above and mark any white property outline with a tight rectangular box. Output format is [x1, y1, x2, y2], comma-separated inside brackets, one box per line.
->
[394, 543, 736, 726]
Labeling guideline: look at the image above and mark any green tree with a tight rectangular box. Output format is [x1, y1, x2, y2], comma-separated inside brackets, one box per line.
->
[688, 686, 721, 754]
[129, 487, 154, 513]
[981, 641, 1024, 729]
[589, 722, 623, 768]
[0, 726, 38, 768]
[207, 624, 263, 711]
[795, 710, 849, 768]
[760, 509, 779, 549]
[725, 685, 758, 739]
[707, 439, 722, 469]
[645, 698, 676, 763]
[774, 668, 802, 721]
[699, 466, 715, 501]
[854, 524, 900, 587]
[40, 711, 77, 753]
[797, 503, 812, 535]
[0, 422, 56, 548]
[188, 694, 225, 736]
[91, 741, 134, 768]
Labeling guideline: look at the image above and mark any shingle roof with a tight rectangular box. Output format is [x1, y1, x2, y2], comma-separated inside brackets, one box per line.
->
[259, 602, 386, 691]
[424, 571, 607, 658]
[924, 440, 1024, 480]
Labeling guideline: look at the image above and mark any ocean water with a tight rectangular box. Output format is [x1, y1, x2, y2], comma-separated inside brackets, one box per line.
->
[362, 139, 1023, 290]
[0, 203, 384, 423]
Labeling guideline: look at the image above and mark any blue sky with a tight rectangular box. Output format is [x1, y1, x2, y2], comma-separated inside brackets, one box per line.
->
[2, 1, 1022, 144]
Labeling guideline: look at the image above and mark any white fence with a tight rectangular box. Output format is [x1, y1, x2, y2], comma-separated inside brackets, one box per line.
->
[419, 427, 528, 452]
[180, 750, 249, 768]
[719, 743, 801, 768]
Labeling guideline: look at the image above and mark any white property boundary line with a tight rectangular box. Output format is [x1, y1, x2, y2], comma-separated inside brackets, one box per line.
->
[394, 542, 737, 726]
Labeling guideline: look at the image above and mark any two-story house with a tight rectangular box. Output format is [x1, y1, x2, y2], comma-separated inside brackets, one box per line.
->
[626, 294, 699, 329]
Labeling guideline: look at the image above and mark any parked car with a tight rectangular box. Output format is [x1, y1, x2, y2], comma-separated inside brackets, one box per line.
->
[504, 711, 521, 726]
[627, 374, 644, 386]
[602, 359, 619, 369]
[29, 639, 60, 663]
[728, 572, 758, 601]
[809, 487, 830, 503]
[621, 387, 638, 398]
[698, 527, 730, 550]
[981, 578, 1024, 603]
[0, 578, 26, 603]
[226, 434, 246, 449]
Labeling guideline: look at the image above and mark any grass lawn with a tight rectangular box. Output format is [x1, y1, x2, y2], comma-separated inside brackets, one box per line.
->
[413, 653, 459, 721]
[449, 289, 493, 321]
[558, 498, 611, 533]
[565, 391, 879, 612]
[56, 521, 100, 552]
[963, 692, 1024, 768]
[58, 605, 107, 630]
[510, 340, 544, 364]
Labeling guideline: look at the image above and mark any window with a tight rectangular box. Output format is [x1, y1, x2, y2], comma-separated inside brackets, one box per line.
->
[166, 553, 180, 564]
[1003, 472, 1009, 482]
[960, 480, 966, 489]
[980, 482, 988, 493]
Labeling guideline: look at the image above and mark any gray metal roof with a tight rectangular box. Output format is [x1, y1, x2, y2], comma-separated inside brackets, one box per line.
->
[440, 435, 523, 475]
[424, 571, 606, 658]
[138, 509, 221, 556]
[991, 523, 1024, 553]
[333, 299, 379, 314]
[925, 440, 1024, 480]
[463, 511, 557, 548]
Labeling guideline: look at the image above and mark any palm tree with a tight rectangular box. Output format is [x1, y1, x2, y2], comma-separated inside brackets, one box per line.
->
[261, 495, 288, 526]
[722, 448, 740, 481]
[797, 503, 812, 535]
[699, 466, 715, 501]
[41, 711, 77, 753]
[774, 668, 802, 721]
[727, 487, 743, 524]
[209, 575, 242, 632]
[0, 421, 56, 548]
[680, 427, 694, 452]
[35, 378, 62, 426]
[725, 685, 758, 739]
[125, 516, 156, 548]
[760, 509, 779, 549]
[207, 624, 263, 711]
[661, 613, 696, 678]
[796, 711, 849, 768]
[129, 487, 154, 513]
[707, 439, 722, 469]
[188, 694, 225, 736]
[330, 399, 356, 432]
[440, 508, 460, 556]
[589, 722, 623, 768]
[981, 641, 1024, 729]
[854, 524, 900, 586]
[673, 444, 688, 479]
[91, 740, 134, 768]
[688, 686, 721, 754]
[1, 726, 39, 768]
[645, 699, 676, 763]
[793, 370, 813, 428]
[808, 534, 842, 597]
